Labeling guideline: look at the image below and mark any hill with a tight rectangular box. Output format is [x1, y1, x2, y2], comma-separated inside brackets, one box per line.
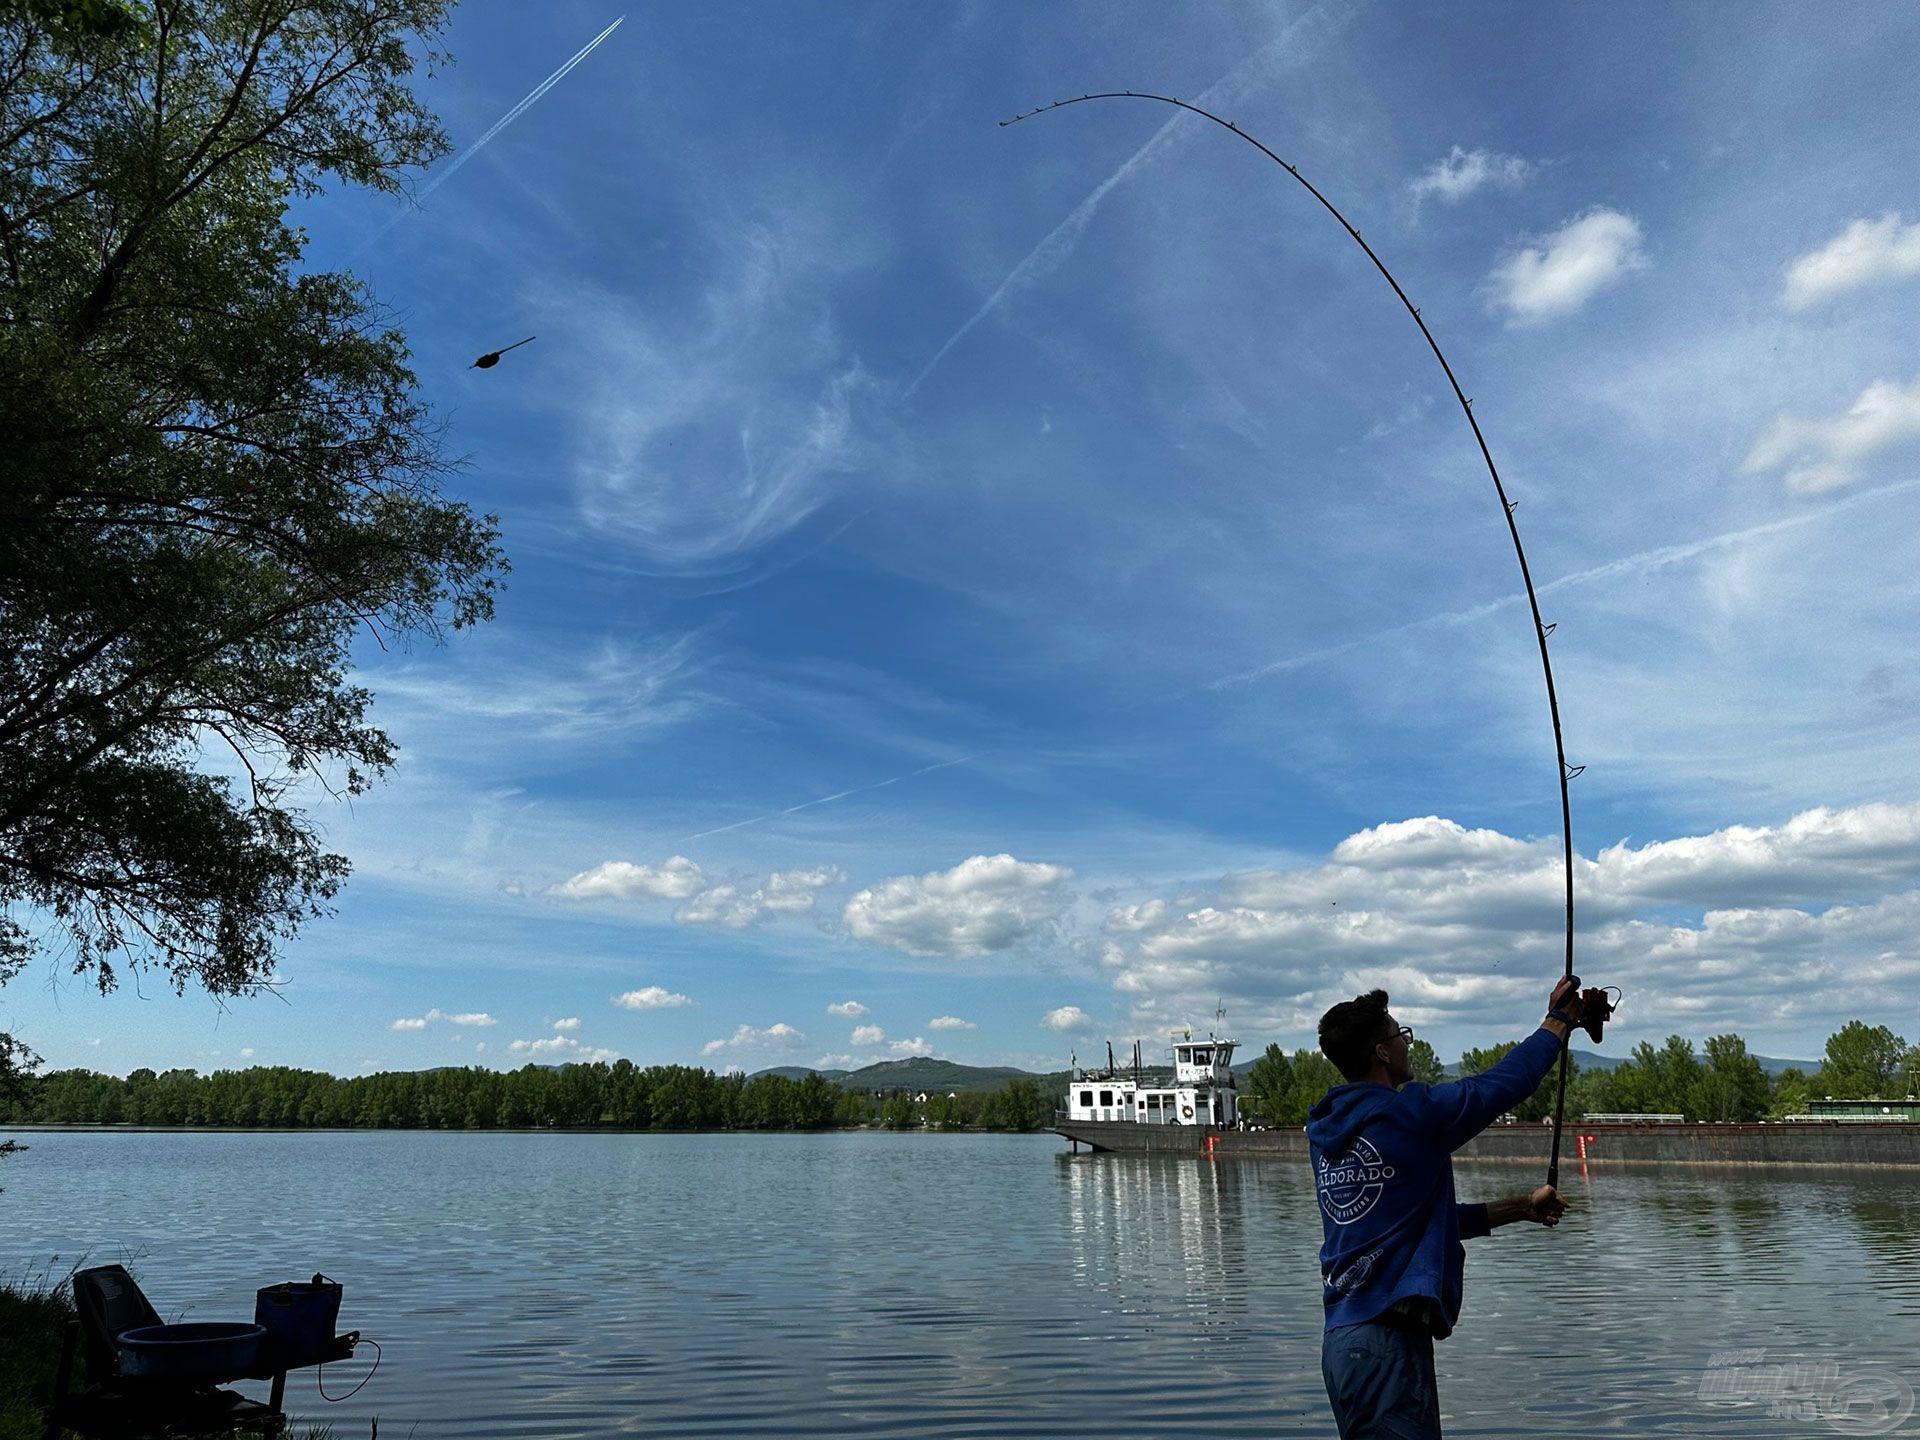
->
[749, 1058, 1033, 1093]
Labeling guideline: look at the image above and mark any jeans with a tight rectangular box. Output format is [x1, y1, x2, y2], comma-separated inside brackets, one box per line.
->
[1322, 1319, 1442, 1439]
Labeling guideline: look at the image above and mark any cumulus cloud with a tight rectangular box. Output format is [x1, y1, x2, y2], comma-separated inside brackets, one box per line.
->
[928, 1015, 976, 1030]
[552, 1017, 581, 1031]
[884, 1036, 930, 1058]
[675, 865, 849, 928]
[843, 854, 1075, 957]
[1408, 146, 1531, 206]
[239, 1047, 254, 1059]
[826, 1000, 869, 1018]
[1488, 208, 1646, 323]
[611, 986, 692, 1010]
[850, 1024, 885, 1045]
[391, 1008, 496, 1031]
[552, 856, 706, 901]
[1742, 374, 1920, 494]
[509, 1034, 619, 1062]
[1094, 801, 1920, 1048]
[701, 1022, 806, 1056]
[1783, 213, 1920, 309]
[1042, 1005, 1093, 1032]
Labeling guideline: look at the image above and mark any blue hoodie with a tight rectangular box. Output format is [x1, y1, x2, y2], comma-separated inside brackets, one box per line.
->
[1305, 1026, 1562, 1338]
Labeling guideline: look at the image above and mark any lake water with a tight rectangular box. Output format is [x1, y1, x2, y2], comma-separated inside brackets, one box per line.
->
[3, 1129, 1916, 1438]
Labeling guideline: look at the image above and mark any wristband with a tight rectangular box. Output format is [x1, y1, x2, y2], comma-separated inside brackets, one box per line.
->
[1546, 1008, 1577, 1026]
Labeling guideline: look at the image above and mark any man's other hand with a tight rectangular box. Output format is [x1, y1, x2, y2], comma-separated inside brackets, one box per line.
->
[1527, 1185, 1567, 1227]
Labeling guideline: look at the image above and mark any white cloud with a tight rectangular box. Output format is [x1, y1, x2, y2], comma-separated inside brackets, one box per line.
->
[551, 856, 707, 901]
[843, 854, 1074, 957]
[1742, 375, 1920, 494]
[239, 1047, 254, 1058]
[826, 1000, 869, 1018]
[611, 986, 692, 1010]
[1408, 146, 1531, 206]
[885, 1036, 930, 1058]
[1094, 801, 1920, 1048]
[701, 1022, 806, 1056]
[675, 866, 849, 928]
[1042, 1005, 1093, 1032]
[552, 1017, 581, 1031]
[1783, 213, 1920, 309]
[1489, 208, 1647, 323]
[509, 1034, 619, 1063]
[850, 1024, 885, 1046]
[928, 1015, 975, 1031]
[392, 1008, 496, 1030]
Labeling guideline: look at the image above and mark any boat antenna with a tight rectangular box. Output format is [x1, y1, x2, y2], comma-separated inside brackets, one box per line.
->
[1106, 1040, 1116, 1076]
[1002, 92, 1581, 1190]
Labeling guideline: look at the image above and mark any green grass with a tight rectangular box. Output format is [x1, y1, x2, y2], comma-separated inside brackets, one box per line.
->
[0, 1266, 338, 1440]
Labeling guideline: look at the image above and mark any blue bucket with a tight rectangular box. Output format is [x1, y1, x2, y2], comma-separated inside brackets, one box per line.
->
[254, 1274, 341, 1368]
[117, 1322, 263, 1382]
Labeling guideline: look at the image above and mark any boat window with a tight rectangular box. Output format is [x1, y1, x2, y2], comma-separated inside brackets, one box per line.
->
[1194, 1048, 1211, 1065]
[1098, 1090, 1113, 1106]
[1079, 1091, 1093, 1106]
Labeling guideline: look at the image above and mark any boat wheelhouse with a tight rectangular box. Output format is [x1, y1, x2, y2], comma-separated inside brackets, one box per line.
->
[1064, 1033, 1240, 1128]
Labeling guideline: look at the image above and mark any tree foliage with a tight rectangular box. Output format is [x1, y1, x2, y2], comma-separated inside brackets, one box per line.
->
[1243, 1043, 1341, 1126]
[1816, 1022, 1909, 1099]
[0, 0, 501, 1020]
[1457, 1039, 1568, 1122]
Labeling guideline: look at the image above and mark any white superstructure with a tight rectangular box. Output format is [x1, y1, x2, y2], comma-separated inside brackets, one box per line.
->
[1064, 1033, 1240, 1128]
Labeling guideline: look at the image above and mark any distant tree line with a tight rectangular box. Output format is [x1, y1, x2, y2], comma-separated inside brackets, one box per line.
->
[0, 1062, 1052, 1133]
[1240, 1022, 1918, 1125]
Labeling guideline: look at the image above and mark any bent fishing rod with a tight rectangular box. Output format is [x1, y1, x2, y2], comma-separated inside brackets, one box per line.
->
[1002, 92, 1610, 1189]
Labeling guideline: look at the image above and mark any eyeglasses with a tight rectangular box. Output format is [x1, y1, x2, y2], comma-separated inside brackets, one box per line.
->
[1382, 1026, 1414, 1045]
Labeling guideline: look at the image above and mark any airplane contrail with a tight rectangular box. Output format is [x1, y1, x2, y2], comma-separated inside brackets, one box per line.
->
[903, 2, 1339, 398]
[676, 476, 1920, 842]
[357, 15, 627, 254]
[680, 757, 974, 842]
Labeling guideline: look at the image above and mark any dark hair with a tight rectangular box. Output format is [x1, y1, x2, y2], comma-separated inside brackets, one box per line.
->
[1319, 989, 1392, 1081]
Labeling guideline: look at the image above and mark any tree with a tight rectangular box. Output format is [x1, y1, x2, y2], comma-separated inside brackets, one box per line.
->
[1817, 1022, 1908, 1100]
[1768, 1067, 1814, 1121]
[0, 3, 500, 1055]
[1611, 1037, 1701, 1118]
[1689, 1034, 1770, 1123]
[1244, 1043, 1293, 1123]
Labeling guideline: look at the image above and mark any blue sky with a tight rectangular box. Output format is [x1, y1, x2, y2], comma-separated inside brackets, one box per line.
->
[16, 1, 1920, 1077]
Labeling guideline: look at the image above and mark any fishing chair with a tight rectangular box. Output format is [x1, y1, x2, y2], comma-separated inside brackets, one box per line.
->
[42, 1264, 286, 1440]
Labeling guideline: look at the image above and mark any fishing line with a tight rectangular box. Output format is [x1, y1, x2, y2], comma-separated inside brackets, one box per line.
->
[1003, 92, 1585, 1187]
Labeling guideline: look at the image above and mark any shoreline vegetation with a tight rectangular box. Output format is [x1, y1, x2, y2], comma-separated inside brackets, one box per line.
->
[0, 1018, 1911, 1138]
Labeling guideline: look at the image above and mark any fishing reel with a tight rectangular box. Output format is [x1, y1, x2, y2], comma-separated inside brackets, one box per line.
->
[1560, 975, 1619, 1044]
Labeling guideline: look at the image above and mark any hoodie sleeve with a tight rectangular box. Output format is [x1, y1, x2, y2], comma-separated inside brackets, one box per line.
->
[1457, 1203, 1491, 1240]
[1416, 1028, 1563, 1151]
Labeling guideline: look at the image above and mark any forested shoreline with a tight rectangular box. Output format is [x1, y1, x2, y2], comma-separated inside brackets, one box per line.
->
[0, 1062, 1051, 1132]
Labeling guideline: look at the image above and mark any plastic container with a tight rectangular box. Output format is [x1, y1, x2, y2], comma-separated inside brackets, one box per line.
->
[254, 1274, 342, 1368]
[116, 1322, 264, 1381]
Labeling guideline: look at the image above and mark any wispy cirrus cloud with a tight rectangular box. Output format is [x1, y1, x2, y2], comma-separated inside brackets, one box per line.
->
[1783, 213, 1920, 309]
[1488, 208, 1647, 323]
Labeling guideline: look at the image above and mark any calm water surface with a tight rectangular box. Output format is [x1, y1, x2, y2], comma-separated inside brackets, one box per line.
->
[3, 1130, 1916, 1437]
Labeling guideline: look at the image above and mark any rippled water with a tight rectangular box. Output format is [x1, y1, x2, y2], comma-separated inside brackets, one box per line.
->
[4, 1130, 1916, 1437]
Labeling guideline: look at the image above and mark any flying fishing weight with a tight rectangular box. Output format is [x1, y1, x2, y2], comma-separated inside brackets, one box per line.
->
[1003, 92, 1601, 1187]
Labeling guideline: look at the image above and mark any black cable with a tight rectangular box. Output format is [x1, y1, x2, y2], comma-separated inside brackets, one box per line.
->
[1002, 93, 1581, 1186]
[318, 1335, 381, 1403]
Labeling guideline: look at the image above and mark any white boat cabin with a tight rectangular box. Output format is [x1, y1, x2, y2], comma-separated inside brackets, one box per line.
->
[1065, 1035, 1239, 1127]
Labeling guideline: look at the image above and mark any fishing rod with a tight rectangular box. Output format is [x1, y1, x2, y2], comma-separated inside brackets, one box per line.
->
[1001, 92, 1608, 1188]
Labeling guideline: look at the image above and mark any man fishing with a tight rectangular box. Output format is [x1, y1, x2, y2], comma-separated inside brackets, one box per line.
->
[1308, 979, 1592, 1439]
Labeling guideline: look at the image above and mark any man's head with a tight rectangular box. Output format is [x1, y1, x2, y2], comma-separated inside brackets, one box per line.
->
[1318, 988, 1413, 1087]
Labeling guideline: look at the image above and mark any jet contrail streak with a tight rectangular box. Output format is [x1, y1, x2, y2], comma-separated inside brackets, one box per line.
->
[681, 758, 973, 842]
[357, 15, 626, 254]
[1206, 475, 1920, 689]
[903, 3, 1337, 398]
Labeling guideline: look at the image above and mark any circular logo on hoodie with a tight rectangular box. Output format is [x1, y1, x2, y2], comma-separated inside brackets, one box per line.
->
[1318, 1137, 1396, 1225]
